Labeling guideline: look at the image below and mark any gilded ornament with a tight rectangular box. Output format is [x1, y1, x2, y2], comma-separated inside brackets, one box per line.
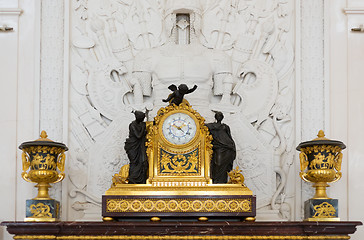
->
[22, 152, 30, 171]
[297, 130, 345, 221]
[103, 95, 255, 220]
[228, 200, 239, 211]
[105, 198, 253, 213]
[192, 200, 203, 211]
[112, 164, 130, 186]
[146, 101, 212, 184]
[240, 200, 252, 212]
[227, 167, 246, 186]
[313, 202, 336, 218]
[107, 200, 118, 212]
[155, 200, 167, 211]
[299, 152, 309, 171]
[150, 217, 161, 222]
[143, 200, 154, 211]
[19, 131, 68, 222]
[130, 200, 142, 211]
[119, 200, 129, 211]
[203, 200, 215, 211]
[167, 200, 178, 211]
[29, 203, 52, 218]
[216, 200, 227, 211]
[198, 217, 208, 221]
[179, 200, 191, 211]
[297, 130, 345, 199]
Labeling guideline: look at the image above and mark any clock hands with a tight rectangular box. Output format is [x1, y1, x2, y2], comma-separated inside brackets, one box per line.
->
[172, 123, 187, 133]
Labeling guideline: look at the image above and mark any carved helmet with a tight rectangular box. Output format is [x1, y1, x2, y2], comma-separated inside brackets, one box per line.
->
[163, 0, 203, 42]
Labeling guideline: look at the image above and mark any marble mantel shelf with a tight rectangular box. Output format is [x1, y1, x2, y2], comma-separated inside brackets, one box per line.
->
[1, 221, 362, 240]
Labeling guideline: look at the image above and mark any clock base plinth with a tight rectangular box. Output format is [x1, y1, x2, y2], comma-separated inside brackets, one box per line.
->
[102, 184, 255, 220]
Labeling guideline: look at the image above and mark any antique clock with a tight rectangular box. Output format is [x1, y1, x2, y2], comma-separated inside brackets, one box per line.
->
[146, 101, 212, 185]
[102, 100, 256, 221]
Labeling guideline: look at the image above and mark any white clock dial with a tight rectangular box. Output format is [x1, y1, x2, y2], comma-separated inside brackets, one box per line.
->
[162, 112, 197, 145]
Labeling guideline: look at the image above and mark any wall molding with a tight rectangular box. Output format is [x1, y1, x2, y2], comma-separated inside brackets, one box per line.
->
[344, 8, 364, 14]
[0, 8, 23, 15]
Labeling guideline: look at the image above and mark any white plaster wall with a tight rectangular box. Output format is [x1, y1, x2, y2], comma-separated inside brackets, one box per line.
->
[328, 0, 364, 239]
[0, 0, 38, 239]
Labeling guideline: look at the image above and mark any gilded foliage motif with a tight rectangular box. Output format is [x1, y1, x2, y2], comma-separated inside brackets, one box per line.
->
[159, 149, 199, 174]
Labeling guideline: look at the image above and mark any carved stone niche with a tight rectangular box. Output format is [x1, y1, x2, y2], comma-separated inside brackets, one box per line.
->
[68, 0, 295, 221]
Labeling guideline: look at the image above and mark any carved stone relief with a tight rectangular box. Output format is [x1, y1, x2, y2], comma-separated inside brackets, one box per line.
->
[68, 0, 296, 220]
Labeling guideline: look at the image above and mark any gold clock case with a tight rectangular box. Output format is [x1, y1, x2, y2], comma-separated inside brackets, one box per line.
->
[147, 102, 212, 185]
[103, 102, 256, 220]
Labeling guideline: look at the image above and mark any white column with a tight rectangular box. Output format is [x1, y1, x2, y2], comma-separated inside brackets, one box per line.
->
[297, 0, 329, 219]
[345, 3, 364, 240]
[38, 0, 66, 210]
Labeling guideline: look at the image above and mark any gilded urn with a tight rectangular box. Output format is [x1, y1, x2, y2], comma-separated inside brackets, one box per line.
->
[19, 131, 68, 221]
[296, 130, 345, 221]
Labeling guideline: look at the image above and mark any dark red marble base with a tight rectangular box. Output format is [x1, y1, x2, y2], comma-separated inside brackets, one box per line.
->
[1, 221, 362, 239]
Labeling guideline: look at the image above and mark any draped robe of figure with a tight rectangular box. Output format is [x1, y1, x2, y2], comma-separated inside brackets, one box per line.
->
[124, 114, 148, 184]
[207, 119, 236, 183]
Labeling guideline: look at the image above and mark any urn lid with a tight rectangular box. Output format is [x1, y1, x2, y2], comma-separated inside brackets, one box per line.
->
[19, 130, 68, 151]
[296, 130, 346, 151]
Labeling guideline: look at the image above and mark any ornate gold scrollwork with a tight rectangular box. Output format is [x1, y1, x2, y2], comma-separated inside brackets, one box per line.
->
[313, 202, 336, 218]
[29, 203, 52, 218]
[112, 164, 130, 186]
[227, 167, 246, 186]
[160, 150, 199, 174]
[299, 145, 343, 185]
[106, 198, 252, 213]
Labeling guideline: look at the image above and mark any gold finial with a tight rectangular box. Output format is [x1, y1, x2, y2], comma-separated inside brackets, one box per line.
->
[40, 130, 48, 139]
[313, 130, 329, 141]
[36, 130, 53, 142]
[317, 130, 325, 138]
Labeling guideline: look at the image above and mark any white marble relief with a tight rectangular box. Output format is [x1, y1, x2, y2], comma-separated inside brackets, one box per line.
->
[68, 0, 295, 220]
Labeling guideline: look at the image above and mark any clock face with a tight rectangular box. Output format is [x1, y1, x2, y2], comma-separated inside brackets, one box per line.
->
[162, 112, 197, 145]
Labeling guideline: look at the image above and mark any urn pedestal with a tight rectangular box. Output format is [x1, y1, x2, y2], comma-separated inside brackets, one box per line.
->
[297, 130, 345, 221]
[19, 131, 68, 222]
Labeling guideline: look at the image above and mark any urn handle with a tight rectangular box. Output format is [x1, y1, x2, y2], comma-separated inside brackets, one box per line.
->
[299, 152, 309, 171]
[57, 152, 66, 172]
[54, 173, 65, 184]
[334, 152, 343, 171]
[331, 172, 342, 183]
[21, 172, 33, 183]
[21, 151, 30, 172]
[299, 172, 310, 183]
